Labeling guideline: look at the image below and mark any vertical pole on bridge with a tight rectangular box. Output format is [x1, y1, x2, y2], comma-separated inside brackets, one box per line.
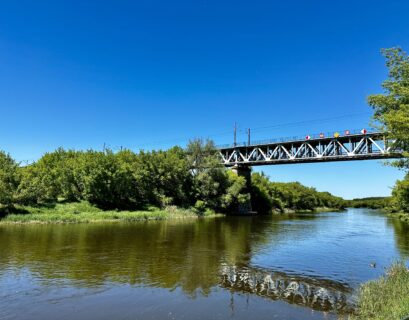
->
[234, 122, 237, 147]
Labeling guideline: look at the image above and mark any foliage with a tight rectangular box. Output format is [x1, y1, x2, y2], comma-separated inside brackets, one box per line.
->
[221, 171, 250, 212]
[1, 142, 345, 217]
[350, 262, 409, 320]
[187, 139, 230, 211]
[347, 197, 392, 209]
[73, 150, 137, 209]
[391, 174, 409, 213]
[397, 212, 409, 223]
[251, 172, 345, 214]
[368, 47, 409, 213]
[251, 172, 274, 213]
[186, 138, 220, 173]
[0, 151, 20, 208]
[16, 149, 81, 204]
[194, 200, 207, 215]
[368, 47, 409, 165]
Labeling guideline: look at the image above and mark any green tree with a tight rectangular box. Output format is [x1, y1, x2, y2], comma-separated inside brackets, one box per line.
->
[368, 47, 409, 168]
[114, 149, 146, 208]
[368, 47, 409, 212]
[0, 151, 20, 208]
[186, 139, 228, 210]
[6, 139, 345, 215]
[16, 165, 47, 204]
[73, 150, 136, 209]
[186, 138, 220, 174]
[121, 147, 193, 208]
[16, 148, 82, 204]
[17, 154, 60, 204]
[251, 172, 273, 213]
[392, 174, 409, 212]
[221, 171, 250, 212]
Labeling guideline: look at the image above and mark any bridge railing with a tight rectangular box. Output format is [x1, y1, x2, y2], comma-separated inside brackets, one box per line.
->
[216, 129, 377, 149]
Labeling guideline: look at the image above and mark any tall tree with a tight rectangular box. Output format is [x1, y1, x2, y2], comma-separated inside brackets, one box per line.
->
[368, 47, 409, 168]
[392, 173, 409, 212]
[368, 47, 409, 213]
[0, 151, 20, 209]
[186, 139, 228, 210]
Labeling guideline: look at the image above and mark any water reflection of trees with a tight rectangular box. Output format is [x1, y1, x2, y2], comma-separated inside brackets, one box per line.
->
[0, 219, 261, 293]
[386, 217, 409, 259]
[0, 215, 352, 313]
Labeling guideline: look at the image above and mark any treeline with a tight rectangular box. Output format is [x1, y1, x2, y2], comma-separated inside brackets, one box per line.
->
[0, 140, 345, 215]
[347, 197, 392, 210]
[0, 140, 250, 214]
[251, 173, 345, 212]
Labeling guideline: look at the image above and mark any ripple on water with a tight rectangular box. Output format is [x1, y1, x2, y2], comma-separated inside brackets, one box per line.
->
[0, 208, 408, 320]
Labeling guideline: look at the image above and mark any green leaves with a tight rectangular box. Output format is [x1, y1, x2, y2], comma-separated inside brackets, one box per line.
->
[368, 47, 409, 160]
[2, 140, 344, 214]
[368, 47, 409, 213]
[221, 171, 250, 212]
[0, 151, 20, 208]
[13, 147, 193, 210]
[251, 172, 345, 213]
[392, 174, 409, 213]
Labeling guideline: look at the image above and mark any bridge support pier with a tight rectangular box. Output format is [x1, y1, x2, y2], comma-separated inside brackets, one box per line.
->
[231, 165, 255, 215]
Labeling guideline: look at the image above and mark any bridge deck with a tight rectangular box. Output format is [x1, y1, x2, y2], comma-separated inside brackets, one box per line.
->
[218, 132, 402, 167]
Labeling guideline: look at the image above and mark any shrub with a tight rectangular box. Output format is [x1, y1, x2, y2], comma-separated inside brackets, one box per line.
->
[0, 151, 20, 208]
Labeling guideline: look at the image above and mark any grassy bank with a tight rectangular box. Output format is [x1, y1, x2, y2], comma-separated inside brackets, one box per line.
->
[349, 262, 409, 320]
[0, 201, 221, 224]
[0, 202, 346, 224]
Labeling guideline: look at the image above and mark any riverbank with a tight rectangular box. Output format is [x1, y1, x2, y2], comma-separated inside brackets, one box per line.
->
[349, 262, 409, 320]
[0, 202, 222, 224]
[272, 206, 345, 215]
[397, 212, 409, 223]
[386, 212, 409, 224]
[0, 202, 346, 224]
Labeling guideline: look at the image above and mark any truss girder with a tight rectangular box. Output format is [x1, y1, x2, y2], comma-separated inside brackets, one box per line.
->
[218, 133, 402, 167]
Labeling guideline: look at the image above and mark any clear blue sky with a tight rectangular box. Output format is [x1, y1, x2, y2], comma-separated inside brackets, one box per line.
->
[1, 1, 408, 199]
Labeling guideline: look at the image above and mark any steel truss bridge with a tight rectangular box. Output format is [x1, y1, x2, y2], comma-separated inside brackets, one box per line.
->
[218, 131, 402, 167]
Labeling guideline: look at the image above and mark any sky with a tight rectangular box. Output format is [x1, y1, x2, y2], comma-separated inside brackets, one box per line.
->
[1, 0, 408, 199]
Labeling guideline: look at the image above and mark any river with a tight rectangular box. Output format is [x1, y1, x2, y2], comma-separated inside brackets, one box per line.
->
[1, 208, 409, 320]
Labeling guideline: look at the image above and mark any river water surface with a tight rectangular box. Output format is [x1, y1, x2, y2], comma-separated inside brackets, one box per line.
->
[1, 208, 409, 320]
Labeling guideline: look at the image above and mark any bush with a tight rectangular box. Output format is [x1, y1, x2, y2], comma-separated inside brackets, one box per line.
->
[2, 143, 346, 216]
[251, 172, 344, 213]
[392, 175, 409, 213]
[194, 200, 206, 215]
[0, 151, 20, 208]
[221, 171, 250, 212]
